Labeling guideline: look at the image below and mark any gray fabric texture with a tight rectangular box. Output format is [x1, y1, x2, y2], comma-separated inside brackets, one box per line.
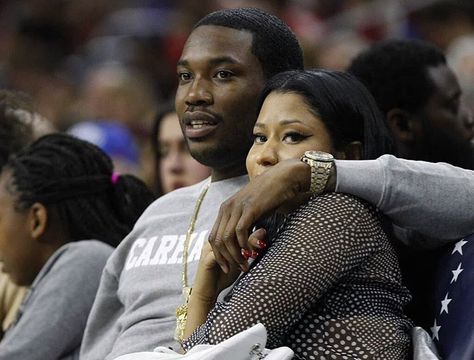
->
[336, 155, 474, 241]
[0, 240, 113, 360]
[80, 176, 249, 360]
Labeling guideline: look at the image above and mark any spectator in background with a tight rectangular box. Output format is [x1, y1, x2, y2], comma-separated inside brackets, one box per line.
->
[68, 120, 142, 178]
[412, 0, 474, 51]
[0, 90, 54, 339]
[151, 104, 210, 196]
[348, 39, 474, 171]
[447, 34, 474, 116]
[76, 63, 158, 186]
[0, 133, 155, 359]
[315, 31, 368, 70]
[78, 63, 157, 140]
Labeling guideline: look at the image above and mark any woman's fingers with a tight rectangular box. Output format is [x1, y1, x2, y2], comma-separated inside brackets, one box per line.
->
[248, 228, 267, 250]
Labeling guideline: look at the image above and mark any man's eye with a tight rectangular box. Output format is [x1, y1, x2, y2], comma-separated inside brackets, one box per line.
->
[253, 134, 267, 144]
[215, 70, 233, 80]
[283, 132, 307, 143]
[177, 72, 192, 82]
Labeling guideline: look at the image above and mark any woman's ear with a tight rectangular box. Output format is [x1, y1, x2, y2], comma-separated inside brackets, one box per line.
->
[337, 141, 363, 160]
[28, 203, 48, 241]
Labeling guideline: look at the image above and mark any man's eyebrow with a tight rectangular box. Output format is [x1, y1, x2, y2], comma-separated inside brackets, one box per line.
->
[177, 56, 240, 67]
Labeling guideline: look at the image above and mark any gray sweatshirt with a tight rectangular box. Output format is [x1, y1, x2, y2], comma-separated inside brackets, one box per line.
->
[80, 176, 249, 360]
[0, 240, 112, 360]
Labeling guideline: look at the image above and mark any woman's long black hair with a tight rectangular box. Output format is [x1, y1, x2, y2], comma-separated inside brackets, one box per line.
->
[258, 69, 395, 159]
[4, 133, 155, 247]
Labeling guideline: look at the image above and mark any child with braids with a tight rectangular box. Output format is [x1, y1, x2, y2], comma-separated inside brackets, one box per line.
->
[0, 133, 155, 359]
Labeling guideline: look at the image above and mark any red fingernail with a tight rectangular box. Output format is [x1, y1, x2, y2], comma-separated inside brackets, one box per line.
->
[251, 250, 259, 258]
[257, 240, 266, 249]
[241, 249, 251, 259]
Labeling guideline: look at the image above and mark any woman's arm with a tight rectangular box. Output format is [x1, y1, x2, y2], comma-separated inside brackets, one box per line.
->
[185, 194, 390, 348]
[184, 242, 241, 340]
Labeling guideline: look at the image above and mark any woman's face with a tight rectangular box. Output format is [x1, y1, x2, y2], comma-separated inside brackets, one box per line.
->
[0, 172, 38, 286]
[247, 92, 333, 179]
[159, 112, 211, 193]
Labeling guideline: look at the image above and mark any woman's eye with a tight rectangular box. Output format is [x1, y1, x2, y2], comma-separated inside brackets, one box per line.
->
[253, 134, 267, 144]
[215, 70, 233, 80]
[283, 132, 307, 143]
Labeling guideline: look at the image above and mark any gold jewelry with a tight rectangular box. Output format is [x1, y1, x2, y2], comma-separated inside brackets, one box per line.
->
[174, 181, 211, 342]
[300, 150, 334, 195]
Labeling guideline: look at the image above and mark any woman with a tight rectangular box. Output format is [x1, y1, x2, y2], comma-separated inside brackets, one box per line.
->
[183, 70, 412, 359]
[151, 105, 210, 196]
[0, 133, 155, 359]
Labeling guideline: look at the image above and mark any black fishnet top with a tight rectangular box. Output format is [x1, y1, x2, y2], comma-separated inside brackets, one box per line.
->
[184, 193, 413, 359]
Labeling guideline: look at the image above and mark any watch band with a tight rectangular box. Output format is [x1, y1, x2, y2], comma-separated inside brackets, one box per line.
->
[301, 151, 334, 195]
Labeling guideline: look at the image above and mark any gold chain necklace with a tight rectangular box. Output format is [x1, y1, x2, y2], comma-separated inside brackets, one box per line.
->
[174, 181, 211, 342]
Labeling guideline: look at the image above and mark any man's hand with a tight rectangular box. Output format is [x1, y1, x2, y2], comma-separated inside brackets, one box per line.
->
[208, 159, 314, 273]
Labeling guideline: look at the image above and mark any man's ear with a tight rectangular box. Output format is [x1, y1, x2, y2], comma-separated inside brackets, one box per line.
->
[387, 108, 415, 142]
[336, 141, 363, 160]
[28, 203, 48, 241]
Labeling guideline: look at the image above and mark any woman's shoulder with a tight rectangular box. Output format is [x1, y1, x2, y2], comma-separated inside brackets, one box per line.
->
[305, 192, 375, 215]
[54, 240, 113, 269]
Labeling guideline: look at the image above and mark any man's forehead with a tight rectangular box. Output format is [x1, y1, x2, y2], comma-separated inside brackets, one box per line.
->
[179, 25, 254, 63]
[427, 64, 461, 99]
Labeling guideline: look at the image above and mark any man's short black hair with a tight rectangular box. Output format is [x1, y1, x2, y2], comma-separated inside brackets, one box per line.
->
[195, 7, 304, 79]
[347, 39, 446, 114]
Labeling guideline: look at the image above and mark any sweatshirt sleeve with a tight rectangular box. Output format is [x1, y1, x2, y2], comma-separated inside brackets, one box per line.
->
[335, 155, 474, 241]
[0, 241, 112, 360]
[79, 249, 124, 360]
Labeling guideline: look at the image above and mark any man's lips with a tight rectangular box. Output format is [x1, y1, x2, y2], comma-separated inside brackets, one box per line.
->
[182, 111, 219, 139]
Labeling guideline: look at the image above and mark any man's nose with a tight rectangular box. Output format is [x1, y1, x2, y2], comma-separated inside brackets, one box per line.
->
[185, 78, 213, 106]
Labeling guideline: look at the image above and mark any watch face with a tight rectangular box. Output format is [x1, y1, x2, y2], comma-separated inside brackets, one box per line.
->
[304, 150, 334, 162]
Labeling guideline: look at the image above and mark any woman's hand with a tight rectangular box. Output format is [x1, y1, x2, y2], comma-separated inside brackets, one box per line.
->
[208, 159, 314, 273]
[191, 242, 241, 302]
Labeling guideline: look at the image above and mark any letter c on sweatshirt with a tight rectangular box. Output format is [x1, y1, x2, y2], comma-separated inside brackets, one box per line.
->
[125, 238, 146, 270]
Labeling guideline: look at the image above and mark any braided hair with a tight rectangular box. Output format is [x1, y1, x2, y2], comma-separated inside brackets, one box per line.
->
[195, 7, 304, 79]
[4, 133, 155, 247]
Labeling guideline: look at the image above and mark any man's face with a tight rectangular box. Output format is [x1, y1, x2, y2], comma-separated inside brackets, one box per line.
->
[416, 64, 474, 169]
[175, 25, 266, 174]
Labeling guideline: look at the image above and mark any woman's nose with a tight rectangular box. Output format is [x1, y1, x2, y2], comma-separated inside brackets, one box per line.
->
[255, 145, 278, 167]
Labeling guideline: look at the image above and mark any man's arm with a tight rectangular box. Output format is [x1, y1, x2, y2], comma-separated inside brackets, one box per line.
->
[335, 155, 474, 240]
[208, 155, 474, 270]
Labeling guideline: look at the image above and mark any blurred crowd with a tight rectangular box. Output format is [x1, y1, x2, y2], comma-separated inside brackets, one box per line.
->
[0, 0, 473, 191]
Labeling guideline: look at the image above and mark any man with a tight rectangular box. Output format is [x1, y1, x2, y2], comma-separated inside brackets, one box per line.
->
[348, 39, 474, 170]
[80, 8, 304, 359]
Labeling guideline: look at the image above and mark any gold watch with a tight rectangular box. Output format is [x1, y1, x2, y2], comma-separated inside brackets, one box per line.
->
[300, 150, 334, 195]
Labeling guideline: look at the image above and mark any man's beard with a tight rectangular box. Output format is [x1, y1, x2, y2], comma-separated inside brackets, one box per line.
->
[188, 137, 253, 170]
